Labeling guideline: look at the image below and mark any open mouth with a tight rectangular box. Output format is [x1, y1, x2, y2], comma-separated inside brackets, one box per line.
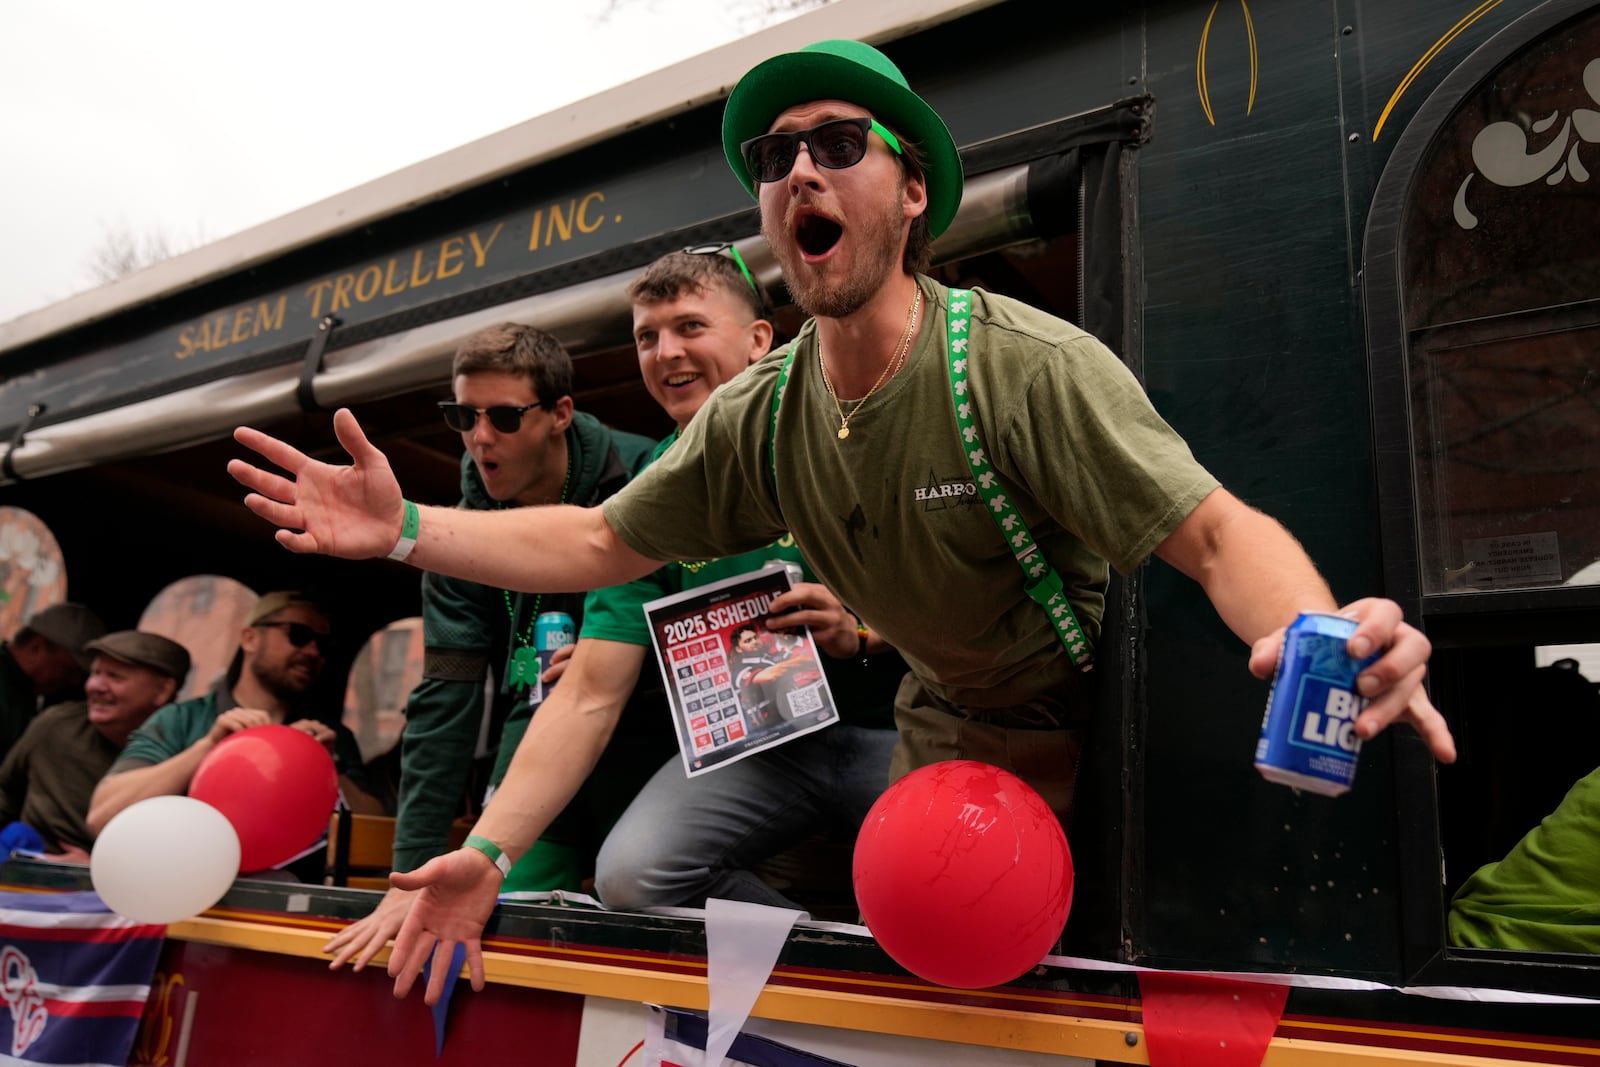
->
[664, 373, 701, 389]
[795, 210, 843, 257]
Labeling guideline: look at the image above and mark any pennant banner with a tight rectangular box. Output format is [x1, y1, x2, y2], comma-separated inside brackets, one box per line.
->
[0, 890, 164, 1067]
[1138, 972, 1289, 1067]
[644, 1005, 859, 1067]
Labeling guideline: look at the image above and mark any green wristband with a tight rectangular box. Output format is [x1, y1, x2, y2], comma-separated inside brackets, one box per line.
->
[463, 834, 511, 878]
[386, 499, 420, 561]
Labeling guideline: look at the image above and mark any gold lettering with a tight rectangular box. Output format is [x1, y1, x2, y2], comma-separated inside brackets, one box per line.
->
[230, 304, 255, 344]
[382, 258, 407, 296]
[258, 295, 286, 333]
[331, 273, 356, 313]
[409, 249, 434, 288]
[545, 200, 576, 245]
[576, 192, 605, 234]
[305, 280, 334, 319]
[175, 326, 197, 360]
[355, 265, 382, 303]
[527, 209, 543, 251]
[201, 315, 230, 353]
[468, 223, 503, 267]
[438, 236, 465, 279]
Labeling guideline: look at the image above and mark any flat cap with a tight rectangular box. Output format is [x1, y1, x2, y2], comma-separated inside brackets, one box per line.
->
[84, 630, 192, 682]
[22, 602, 107, 670]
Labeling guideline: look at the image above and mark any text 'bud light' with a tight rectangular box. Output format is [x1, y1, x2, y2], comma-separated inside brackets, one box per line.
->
[1255, 613, 1382, 796]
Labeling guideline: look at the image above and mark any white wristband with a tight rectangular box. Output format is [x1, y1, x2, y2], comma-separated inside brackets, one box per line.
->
[387, 500, 420, 561]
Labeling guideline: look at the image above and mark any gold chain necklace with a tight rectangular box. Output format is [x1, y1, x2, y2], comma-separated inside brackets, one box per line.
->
[818, 287, 922, 441]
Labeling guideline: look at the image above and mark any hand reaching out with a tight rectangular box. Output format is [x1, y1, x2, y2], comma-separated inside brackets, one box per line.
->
[1248, 598, 1456, 763]
[228, 408, 406, 559]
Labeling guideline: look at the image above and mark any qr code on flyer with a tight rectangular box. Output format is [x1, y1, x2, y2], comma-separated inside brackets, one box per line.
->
[785, 682, 827, 719]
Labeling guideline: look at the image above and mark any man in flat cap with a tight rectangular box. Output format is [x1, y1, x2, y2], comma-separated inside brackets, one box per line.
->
[0, 629, 189, 859]
[0, 601, 106, 759]
[88, 590, 363, 879]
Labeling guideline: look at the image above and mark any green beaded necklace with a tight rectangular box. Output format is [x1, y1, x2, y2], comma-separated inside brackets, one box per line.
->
[500, 445, 572, 690]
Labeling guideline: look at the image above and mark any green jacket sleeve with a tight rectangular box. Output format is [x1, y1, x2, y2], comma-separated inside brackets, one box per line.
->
[391, 569, 502, 873]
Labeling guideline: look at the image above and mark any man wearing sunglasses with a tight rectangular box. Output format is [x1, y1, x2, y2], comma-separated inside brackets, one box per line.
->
[323, 323, 663, 956]
[88, 591, 363, 880]
[233, 39, 1453, 996]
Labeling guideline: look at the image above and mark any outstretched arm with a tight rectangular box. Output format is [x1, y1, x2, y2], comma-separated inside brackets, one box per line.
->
[229, 409, 664, 592]
[376, 638, 650, 1002]
[1155, 488, 1455, 762]
[87, 708, 274, 836]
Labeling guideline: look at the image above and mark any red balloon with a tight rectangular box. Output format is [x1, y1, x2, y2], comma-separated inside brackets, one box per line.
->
[853, 760, 1073, 989]
[189, 724, 338, 872]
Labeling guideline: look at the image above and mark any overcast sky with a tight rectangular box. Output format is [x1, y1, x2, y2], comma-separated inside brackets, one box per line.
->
[0, 1, 798, 326]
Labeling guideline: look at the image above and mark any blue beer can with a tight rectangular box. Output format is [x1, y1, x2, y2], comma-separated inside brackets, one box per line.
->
[1254, 613, 1382, 796]
[534, 611, 575, 658]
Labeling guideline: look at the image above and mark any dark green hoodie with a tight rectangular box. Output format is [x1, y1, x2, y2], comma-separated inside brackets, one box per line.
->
[391, 410, 663, 873]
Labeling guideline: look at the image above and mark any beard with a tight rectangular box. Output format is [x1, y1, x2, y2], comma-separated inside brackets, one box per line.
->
[249, 654, 319, 704]
[764, 186, 907, 320]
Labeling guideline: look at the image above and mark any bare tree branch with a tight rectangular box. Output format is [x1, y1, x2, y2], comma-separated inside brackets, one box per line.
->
[84, 221, 203, 284]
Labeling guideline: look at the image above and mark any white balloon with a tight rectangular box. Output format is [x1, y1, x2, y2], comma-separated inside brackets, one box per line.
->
[91, 796, 240, 924]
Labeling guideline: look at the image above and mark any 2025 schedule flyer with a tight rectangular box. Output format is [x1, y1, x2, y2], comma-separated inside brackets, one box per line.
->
[644, 564, 838, 776]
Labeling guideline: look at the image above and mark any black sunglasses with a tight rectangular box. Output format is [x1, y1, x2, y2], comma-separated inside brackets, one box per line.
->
[437, 401, 549, 434]
[255, 621, 333, 651]
[682, 242, 763, 305]
[740, 116, 903, 184]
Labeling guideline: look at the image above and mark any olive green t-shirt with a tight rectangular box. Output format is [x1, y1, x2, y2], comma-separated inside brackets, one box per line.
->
[583, 433, 902, 731]
[604, 278, 1218, 710]
[0, 701, 120, 852]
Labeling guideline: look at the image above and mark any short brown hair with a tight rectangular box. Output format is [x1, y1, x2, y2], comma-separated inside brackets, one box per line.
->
[628, 251, 766, 321]
[889, 126, 933, 274]
[451, 323, 573, 404]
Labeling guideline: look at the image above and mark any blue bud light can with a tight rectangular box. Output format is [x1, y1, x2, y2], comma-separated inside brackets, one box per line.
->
[1255, 613, 1382, 796]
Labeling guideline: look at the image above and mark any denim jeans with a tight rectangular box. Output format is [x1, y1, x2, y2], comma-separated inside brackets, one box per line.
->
[594, 723, 898, 911]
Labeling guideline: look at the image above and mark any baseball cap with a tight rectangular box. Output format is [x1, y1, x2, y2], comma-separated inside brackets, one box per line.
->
[244, 590, 327, 627]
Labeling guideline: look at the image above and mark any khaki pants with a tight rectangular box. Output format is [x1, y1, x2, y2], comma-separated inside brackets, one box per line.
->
[887, 674, 1085, 828]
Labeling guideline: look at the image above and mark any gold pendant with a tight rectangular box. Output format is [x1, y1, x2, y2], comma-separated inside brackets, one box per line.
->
[837, 425, 850, 440]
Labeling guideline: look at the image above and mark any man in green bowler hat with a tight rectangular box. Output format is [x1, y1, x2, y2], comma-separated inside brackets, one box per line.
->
[232, 39, 1455, 1001]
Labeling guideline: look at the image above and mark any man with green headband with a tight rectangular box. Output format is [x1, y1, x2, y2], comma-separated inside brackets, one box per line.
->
[230, 39, 1455, 1001]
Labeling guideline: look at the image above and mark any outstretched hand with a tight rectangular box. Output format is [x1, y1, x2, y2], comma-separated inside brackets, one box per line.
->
[228, 408, 404, 559]
[1249, 598, 1456, 763]
[324, 886, 418, 972]
[386, 849, 503, 1004]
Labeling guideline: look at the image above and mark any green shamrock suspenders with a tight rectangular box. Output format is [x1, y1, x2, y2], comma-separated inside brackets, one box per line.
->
[771, 286, 1094, 671]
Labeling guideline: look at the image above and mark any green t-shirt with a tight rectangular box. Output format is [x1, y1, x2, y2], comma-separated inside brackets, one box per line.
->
[1448, 766, 1600, 954]
[114, 685, 362, 776]
[604, 277, 1218, 709]
[583, 433, 901, 730]
[115, 689, 231, 770]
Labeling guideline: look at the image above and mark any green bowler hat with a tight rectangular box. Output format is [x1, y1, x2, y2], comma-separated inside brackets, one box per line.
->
[722, 39, 964, 239]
